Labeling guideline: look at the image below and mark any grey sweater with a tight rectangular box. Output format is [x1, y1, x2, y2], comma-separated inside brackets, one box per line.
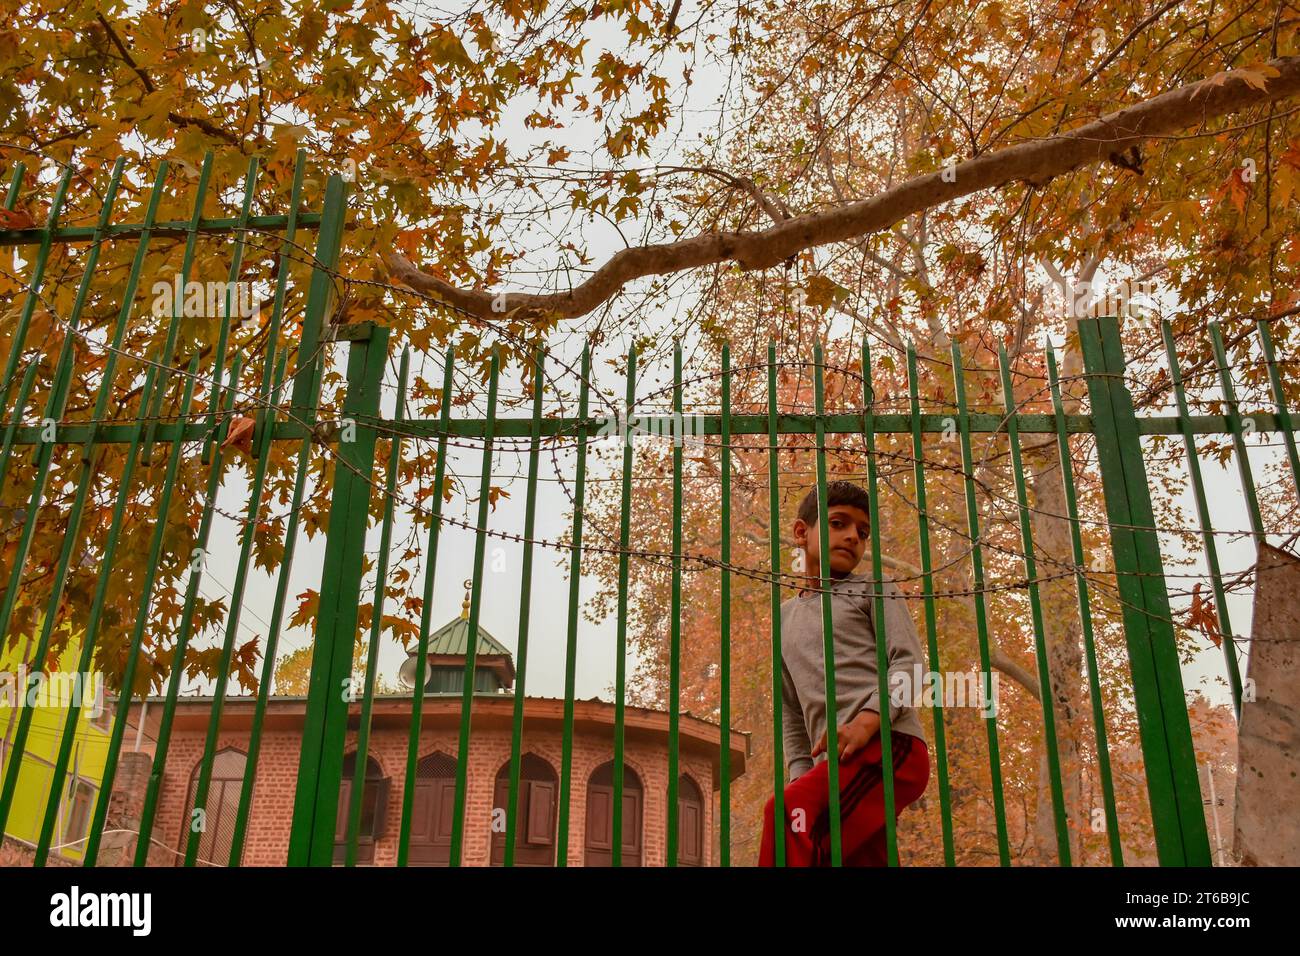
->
[781, 568, 928, 780]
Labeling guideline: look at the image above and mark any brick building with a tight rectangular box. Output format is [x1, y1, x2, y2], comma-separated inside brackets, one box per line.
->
[108, 610, 748, 866]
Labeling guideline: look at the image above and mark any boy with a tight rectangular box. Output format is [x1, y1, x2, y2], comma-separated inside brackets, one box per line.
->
[758, 480, 930, 866]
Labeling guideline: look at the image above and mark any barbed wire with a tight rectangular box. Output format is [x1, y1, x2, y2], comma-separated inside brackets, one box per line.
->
[2, 265, 1291, 623]
[2, 311, 1289, 590]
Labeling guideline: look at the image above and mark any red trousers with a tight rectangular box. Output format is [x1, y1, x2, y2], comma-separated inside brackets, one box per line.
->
[759, 731, 929, 866]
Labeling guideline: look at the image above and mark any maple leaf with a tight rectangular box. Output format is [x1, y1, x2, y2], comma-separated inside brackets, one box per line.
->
[289, 589, 320, 630]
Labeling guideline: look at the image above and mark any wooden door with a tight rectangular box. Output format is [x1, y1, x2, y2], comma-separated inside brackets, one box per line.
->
[584, 780, 642, 866]
[490, 755, 558, 866]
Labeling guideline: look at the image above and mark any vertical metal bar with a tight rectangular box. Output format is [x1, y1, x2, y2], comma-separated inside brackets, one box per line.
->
[85, 358, 243, 868]
[556, 345, 590, 867]
[201, 158, 281, 465]
[231, 412, 314, 862]
[0, 165, 72, 431]
[0, 161, 25, 426]
[138, 152, 216, 466]
[229, 151, 314, 864]
[1160, 322, 1244, 715]
[1045, 347, 1124, 866]
[905, 343, 955, 866]
[286, 325, 389, 866]
[449, 351, 500, 866]
[996, 344, 1071, 865]
[0, 362, 38, 483]
[504, 346, 545, 866]
[765, 341, 786, 867]
[1208, 321, 1267, 546]
[0, 165, 137, 494]
[183, 353, 288, 867]
[1, 160, 121, 474]
[185, 152, 303, 866]
[255, 150, 304, 393]
[666, 340, 683, 865]
[1077, 316, 1211, 866]
[72, 172, 259, 861]
[0, 163, 152, 839]
[132, 160, 263, 864]
[861, 337, 896, 865]
[23, 156, 128, 863]
[35, 355, 177, 865]
[289, 174, 347, 420]
[719, 343, 732, 866]
[612, 344, 636, 866]
[2, 162, 25, 209]
[345, 348, 411, 866]
[1255, 318, 1300, 500]
[950, 340, 1012, 865]
[811, 340, 842, 866]
[395, 347, 455, 867]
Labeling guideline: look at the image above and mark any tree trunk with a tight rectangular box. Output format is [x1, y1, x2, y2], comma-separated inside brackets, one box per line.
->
[1025, 342, 1087, 864]
[1024, 444, 1086, 863]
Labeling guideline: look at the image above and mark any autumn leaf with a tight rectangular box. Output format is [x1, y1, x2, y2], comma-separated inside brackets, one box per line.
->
[1233, 63, 1282, 92]
[222, 415, 256, 455]
[0, 208, 37, 230]
[1186, 582, 1222, 648]
[289, 589, 320, 631]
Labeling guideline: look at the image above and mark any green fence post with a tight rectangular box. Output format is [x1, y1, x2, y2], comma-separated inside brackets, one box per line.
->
[287, 322, 390, 866]
[1077, 316, 1211, 866]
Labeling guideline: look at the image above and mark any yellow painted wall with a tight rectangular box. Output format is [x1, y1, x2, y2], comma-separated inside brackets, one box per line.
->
[0, 624, 110, 862]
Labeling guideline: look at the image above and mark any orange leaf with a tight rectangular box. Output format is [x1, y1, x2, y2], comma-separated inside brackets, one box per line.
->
[222, 415, 256, 455]
[0, 208, 37, 230]
[1186, 582, 1222, 648]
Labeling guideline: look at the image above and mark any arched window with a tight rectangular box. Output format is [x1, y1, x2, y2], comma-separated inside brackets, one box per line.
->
[491, 753, 558, 866]
[180, 748, 246, 866]
[408, 752, 457, 866]
[334, 753, 389, 865]
[671, 774, 705, 866]
[584, 761, 643, 866]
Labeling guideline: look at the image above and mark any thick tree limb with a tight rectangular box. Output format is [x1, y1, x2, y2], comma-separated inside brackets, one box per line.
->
[383, 56, 1300, 322]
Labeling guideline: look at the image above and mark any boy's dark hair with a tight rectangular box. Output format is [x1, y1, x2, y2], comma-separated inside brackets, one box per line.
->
[797, 480, 872, 528]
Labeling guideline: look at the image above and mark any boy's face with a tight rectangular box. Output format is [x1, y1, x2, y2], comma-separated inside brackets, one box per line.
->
[794, 503, 870, 576]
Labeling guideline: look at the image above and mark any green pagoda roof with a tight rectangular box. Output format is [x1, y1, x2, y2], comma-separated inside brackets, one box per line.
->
[424, 616, 513, 658]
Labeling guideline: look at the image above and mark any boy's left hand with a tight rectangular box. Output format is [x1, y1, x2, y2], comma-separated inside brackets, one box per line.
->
[811, 709, 881, 761]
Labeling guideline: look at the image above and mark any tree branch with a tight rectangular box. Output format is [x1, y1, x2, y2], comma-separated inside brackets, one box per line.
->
[384, 56, 1300, 323]
[96, 13, 243, 149]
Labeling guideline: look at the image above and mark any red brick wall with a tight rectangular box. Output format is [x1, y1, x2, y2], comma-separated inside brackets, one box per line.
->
[137, 724, 717, 867]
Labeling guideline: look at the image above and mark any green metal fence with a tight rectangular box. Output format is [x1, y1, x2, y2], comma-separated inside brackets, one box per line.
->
[0, 151, 1295, 867]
